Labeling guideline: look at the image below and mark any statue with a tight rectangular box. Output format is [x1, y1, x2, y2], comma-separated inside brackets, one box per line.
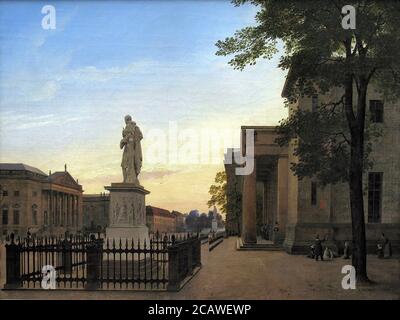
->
[120, 115, 143, 185]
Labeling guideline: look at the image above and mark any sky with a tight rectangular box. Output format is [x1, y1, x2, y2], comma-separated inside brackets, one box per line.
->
[0, 0, 287, 214]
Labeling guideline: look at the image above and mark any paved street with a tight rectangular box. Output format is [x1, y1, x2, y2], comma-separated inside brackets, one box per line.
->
[1, 237, 399, 299]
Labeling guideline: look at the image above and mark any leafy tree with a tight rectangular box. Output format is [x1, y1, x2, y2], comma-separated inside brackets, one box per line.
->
[216, 0, 400, 281]
[185, 210, 200, 232]
[207, 171, 227, 214]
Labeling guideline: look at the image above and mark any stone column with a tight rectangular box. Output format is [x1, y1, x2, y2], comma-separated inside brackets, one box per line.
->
[61, 193, 64, 226]
[54, 192, 58, 226]
[77, 195, 82, 228]
[241, 159, 257, 244]
[58, 193, 62, 226]
[275, 156, 288, 244]
[71, 195, 75, 227]
[67, 194, 72, 227]
[75, 195, 79, 227]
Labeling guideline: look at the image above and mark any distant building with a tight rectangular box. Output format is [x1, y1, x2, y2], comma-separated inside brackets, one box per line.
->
[82, 193, 109, 232]
[172, 210, 185, 232]
[146, 206, 176, 233]
[0, 163, 83, 238]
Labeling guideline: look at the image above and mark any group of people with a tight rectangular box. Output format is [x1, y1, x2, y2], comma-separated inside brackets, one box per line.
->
[377, 233, 392, 259]
[260, 223, 279, 240]
[307, 234, 336, 261]
[307, 232, 393, 261]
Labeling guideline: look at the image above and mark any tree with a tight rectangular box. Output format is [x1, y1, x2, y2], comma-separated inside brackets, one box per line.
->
[207, 171, 228, 214]
[185, 210, 200, 232]
[216, 0, 400, 281]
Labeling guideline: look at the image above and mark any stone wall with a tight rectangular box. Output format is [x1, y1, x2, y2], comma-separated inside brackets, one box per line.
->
[283, 84, 400, 254]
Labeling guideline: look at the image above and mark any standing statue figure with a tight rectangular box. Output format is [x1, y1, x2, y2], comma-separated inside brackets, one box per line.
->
[120, 115, 143, 186]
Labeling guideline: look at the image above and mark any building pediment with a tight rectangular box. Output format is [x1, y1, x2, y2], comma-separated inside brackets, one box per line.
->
[48, 172, 81, 190]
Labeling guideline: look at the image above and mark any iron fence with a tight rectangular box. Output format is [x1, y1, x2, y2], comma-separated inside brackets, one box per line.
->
[3, 232, 201, 291]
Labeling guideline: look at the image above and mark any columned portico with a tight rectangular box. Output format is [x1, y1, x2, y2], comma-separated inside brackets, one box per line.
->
[238, 126, 288, 248]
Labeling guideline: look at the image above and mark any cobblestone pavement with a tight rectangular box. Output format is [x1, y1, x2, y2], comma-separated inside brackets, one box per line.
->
[0, 237, 399, 300]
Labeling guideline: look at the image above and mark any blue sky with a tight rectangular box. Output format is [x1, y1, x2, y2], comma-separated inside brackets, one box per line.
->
[0, 0, 287, 213]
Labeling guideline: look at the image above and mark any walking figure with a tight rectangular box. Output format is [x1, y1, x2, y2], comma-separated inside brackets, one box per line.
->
[314, 234, 325, 261]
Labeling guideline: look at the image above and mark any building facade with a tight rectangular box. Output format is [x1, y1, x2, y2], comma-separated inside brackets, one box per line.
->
[146, 206, 177, 233]
[0, 163, 83, 238]
[82, 193, 109, 232]
[226, 83, 400, 254]
[172, 210, 186, 232]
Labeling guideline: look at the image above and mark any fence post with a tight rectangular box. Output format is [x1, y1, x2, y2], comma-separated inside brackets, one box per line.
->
[187, 239, 193, 276]
[62, 237, 72, 275]
[4, 234, 21, 289]
[85, 235, 101, 290]
[167, 244, 180, 291]
[194, 236, 201, 267]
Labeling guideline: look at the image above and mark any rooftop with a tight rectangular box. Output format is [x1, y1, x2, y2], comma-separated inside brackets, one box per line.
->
[0, 163, 47, 176]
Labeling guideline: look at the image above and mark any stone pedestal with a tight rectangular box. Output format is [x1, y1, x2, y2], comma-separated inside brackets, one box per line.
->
[211, 220, 218, 232]
[105, 183, 150, 244]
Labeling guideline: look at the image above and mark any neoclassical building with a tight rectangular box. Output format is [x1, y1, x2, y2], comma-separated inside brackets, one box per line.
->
[82, 193, 109, 232]
[0, 163, 83, 237]
[225, 83, 400, 254]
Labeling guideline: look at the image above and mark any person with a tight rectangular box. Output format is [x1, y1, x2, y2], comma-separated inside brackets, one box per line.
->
[323, 246, 334, 260]
[307, 245, 315, 259]
[314, 234, 325, 261]
[380, 233, 392, 258]
[343, 241, 351, 259]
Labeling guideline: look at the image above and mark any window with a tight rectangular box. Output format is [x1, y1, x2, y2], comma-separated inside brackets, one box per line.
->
[368, 172, 383, 223]
[13, 210, 20, 225]
[311, 182, 317, 206]
[2, 209, 8, 225]
[370, 100, 384, 123]
[311, 95, 318, 112]
[32, 209, 38, 225]
[32, 191, 37, 197]
[3, 190, 8, 196]
[14, 190, 20, 197]
[44, 211, 48, 225]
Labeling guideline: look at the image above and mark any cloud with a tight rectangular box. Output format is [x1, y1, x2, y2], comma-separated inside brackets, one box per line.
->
[62, 61, 154, 83]
[0, 112, 82, 130]
[31, 81, 59, 101]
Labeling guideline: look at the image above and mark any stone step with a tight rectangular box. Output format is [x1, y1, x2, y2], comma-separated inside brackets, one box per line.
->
[236, 238, 284, 251]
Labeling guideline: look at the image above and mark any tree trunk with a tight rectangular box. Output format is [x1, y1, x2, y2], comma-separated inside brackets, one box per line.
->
[349, 129, 368, 282]
[346, 79, 369, 282]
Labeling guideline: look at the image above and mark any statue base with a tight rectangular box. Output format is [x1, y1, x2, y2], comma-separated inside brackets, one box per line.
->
[211, 220, 218, 232]
[105, 183, 150, 245]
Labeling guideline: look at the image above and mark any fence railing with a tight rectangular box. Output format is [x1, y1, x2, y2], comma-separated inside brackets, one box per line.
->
[4, 232, 201, 291]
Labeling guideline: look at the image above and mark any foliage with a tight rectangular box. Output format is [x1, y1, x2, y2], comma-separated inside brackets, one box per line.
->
[207, 171, 227, 214]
